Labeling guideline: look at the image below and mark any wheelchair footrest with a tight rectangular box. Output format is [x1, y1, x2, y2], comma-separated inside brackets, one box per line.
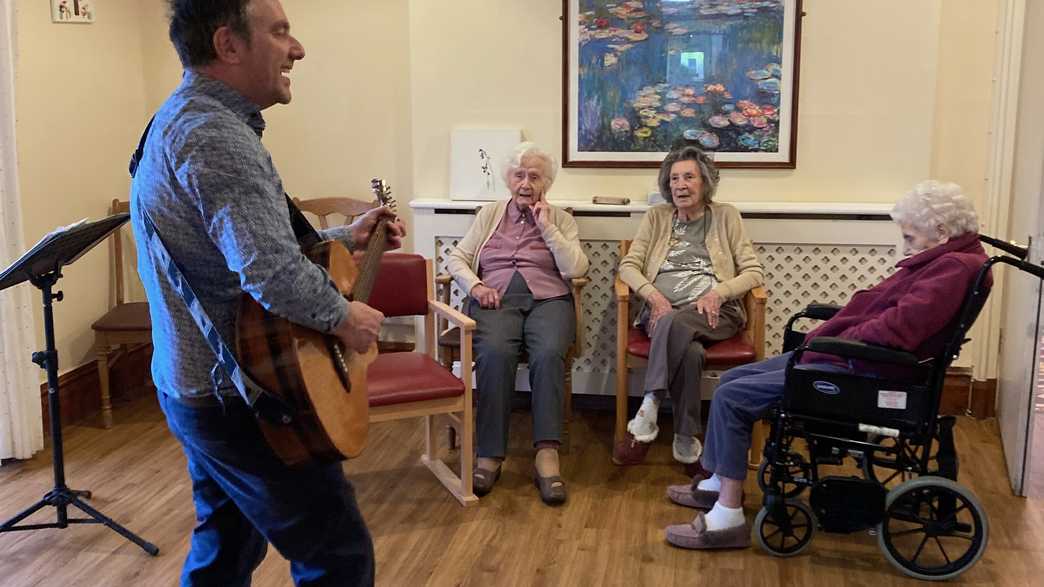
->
[810, 476, 887, 533]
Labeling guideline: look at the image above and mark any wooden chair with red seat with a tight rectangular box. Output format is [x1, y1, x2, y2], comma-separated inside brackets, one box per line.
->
[365, 253, 478, 506]
[91, 198, 152, 429]
[614, 240, 768, 469]
[292, 196, 377, 229]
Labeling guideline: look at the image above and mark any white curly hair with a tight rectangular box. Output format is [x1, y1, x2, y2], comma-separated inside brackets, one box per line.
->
[890, 180, 979, 238]
[501, 142, 559, 187]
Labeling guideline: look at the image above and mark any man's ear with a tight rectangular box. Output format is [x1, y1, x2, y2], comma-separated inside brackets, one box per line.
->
[212, 26, 245, 64]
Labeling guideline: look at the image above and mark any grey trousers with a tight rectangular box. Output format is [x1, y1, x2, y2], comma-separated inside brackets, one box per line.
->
[467, 272, 575, 459]
[641, 303, 743, 437]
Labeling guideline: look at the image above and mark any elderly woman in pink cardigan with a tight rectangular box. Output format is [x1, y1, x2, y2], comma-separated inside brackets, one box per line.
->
[446, 142, 588, 505]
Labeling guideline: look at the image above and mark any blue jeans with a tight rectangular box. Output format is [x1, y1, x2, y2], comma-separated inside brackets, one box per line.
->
[159, 391, 374, 586]
[701, 352, 850, 481]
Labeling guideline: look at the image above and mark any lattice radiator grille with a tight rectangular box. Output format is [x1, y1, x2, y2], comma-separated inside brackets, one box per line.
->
[757, 244, 897, 350]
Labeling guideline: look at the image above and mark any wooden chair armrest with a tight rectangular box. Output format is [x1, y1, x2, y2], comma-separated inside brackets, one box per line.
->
[744, 286, 768, 361]
[434, 273, 453, 304]
[614, 277, 630, 302]
[430, 300, 475, 331]
[568, 277, 589, 356]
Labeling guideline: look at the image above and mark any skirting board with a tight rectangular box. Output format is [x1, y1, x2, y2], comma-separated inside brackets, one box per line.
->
[38, 344, 154, 430]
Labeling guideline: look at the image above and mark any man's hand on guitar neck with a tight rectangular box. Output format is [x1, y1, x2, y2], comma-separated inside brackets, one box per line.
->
[349, 207, 407, 254]
[334, 301, 385, 353]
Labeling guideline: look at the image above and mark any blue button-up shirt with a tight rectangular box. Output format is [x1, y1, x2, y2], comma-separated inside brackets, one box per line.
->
[131, 70, 351, 402]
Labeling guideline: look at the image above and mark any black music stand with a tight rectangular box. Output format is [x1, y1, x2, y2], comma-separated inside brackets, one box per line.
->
[0, 214, 158, 555]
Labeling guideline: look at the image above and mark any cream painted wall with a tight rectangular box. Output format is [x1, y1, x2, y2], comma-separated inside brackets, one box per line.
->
[264, 0, 414, 249]
[930, 0, 1000, 214]
[139, 0, 181, 113]
[930, 0, 1001, 368]
[408, 0, 947, 203]
[138, 0, 415, 248]
[14, 0, 149, 371]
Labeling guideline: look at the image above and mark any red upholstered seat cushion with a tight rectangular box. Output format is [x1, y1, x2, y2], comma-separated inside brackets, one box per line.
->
[367, 352, 465, 407]
[626, 326, 756, 367]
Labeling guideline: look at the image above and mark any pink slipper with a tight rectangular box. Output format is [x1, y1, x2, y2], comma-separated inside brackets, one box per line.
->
[666, 483, 719, 509]
[667, 462, 717, 508]
[665, 512, 750, 550]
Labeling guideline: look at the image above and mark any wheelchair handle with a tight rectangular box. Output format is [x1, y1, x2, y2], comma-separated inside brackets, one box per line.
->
[1009, 257, 1044, 280]
[980, 234, 1044, 280]
[979, 233, 1028, 260]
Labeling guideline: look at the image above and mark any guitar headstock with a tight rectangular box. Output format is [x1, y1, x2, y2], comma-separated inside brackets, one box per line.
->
[370, 178, 397, 214]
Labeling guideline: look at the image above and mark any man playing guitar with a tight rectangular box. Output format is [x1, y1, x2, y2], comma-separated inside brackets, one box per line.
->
[129, 1, 403, 585]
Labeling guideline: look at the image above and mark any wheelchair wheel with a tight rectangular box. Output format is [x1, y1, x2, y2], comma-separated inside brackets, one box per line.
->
[865, 417, 957, 487]
[877, 476, 988, 581]
[757, 454, 809, 499]
[754, 499, 816, 557]
[863, 435, 936, 487]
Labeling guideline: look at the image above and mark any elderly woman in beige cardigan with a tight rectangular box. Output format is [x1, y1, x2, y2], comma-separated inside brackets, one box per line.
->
[446, 142, 588, 504]
[613, 145, 763, 471]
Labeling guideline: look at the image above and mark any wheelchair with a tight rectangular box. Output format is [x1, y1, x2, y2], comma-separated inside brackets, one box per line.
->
[753, 235, 1044, 581]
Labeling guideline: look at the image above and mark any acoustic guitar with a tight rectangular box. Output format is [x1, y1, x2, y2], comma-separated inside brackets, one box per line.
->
[236, 179, 397, 466]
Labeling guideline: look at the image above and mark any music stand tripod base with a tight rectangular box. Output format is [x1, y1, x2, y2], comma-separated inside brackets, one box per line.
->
[0, 215, 158, 556]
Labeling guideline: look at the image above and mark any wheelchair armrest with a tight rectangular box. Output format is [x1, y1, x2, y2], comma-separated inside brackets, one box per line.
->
[801, 303, 843, 321]
[804, 336, 919, 367]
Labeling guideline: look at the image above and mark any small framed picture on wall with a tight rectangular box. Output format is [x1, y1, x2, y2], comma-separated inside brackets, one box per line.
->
[51, 0, 94, 24]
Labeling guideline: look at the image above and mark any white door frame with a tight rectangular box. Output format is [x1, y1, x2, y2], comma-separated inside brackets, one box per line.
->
[984, 0, 1044, 496]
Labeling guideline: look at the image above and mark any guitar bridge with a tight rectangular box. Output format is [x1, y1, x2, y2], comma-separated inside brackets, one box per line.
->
[326, 338, 352, 392]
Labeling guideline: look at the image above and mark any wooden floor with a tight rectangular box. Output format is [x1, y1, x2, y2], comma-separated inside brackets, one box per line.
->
[1, 396, 1042, 586]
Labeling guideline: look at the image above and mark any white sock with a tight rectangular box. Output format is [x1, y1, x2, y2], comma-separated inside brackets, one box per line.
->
[697, 473, 721, 493]
[703, 502, 745, 531]
[672, 434, 702, 463]
[626, 393, 660, 442]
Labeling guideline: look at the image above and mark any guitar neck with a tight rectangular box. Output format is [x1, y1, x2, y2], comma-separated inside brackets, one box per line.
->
[349, 222, 388, 304]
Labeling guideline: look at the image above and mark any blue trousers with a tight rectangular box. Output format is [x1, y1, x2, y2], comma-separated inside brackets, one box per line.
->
[701, 352, 849, 481]
[159, 391, 374, 587]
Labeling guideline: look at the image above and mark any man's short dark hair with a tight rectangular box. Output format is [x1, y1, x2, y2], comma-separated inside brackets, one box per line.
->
[167, 0, 253, 68]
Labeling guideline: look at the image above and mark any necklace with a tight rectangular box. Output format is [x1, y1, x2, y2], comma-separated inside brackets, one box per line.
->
[671, 207, 710, 246]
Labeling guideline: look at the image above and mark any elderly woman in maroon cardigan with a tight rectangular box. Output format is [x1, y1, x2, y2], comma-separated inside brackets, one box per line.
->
[663, 180, 988, 550]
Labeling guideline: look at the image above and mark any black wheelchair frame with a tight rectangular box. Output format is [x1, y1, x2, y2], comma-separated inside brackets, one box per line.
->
[754, 235, 1044, 581]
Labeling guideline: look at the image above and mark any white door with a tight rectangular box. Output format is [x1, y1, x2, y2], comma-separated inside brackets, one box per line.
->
[996, 0, 1044, 497]
[996, 146, 1044, 494]
[997, 231, 1042, 495]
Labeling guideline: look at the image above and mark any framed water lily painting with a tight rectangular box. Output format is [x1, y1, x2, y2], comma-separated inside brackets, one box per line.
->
[562, 0, 803, 168]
